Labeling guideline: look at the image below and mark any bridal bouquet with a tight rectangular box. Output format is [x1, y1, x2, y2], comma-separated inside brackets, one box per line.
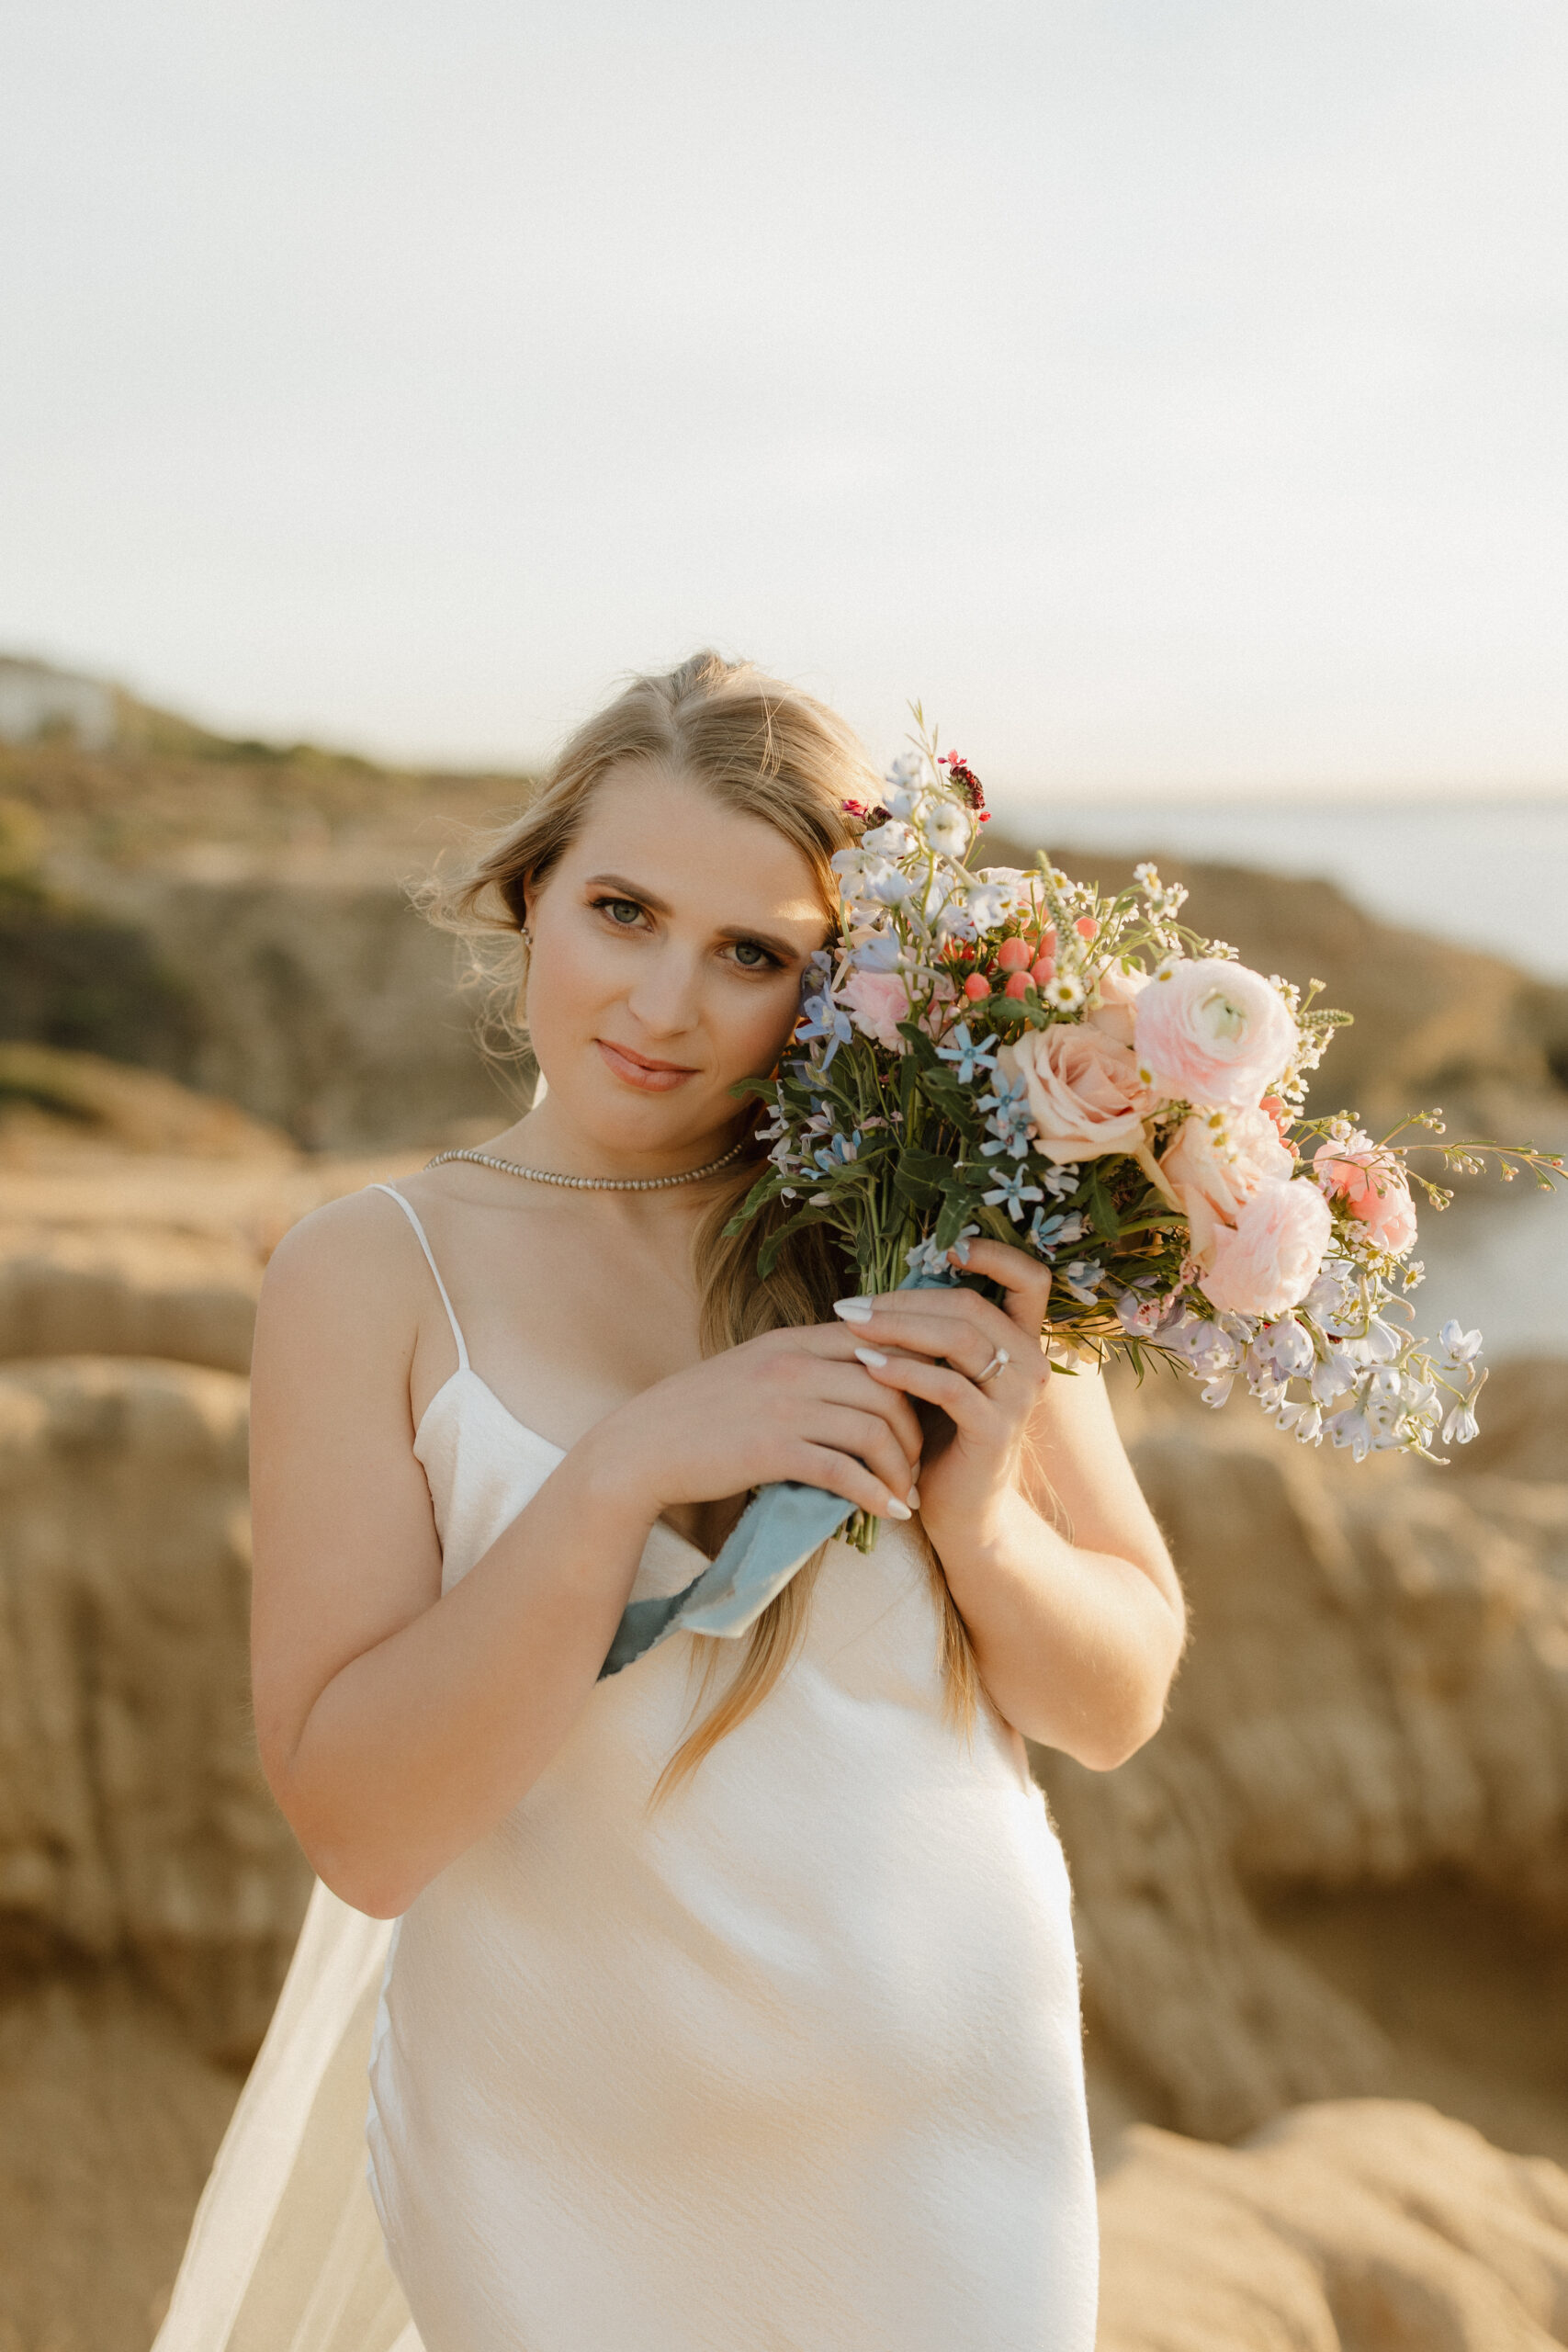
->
[730, 723, 1563, 1465]
[599, 721, 1564, 1677]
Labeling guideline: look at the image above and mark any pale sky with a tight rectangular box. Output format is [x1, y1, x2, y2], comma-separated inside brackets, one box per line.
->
[3, 1, 1566, 792]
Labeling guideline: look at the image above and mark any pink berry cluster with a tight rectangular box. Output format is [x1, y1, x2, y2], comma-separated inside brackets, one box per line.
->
[952, 914, 1100, 1003]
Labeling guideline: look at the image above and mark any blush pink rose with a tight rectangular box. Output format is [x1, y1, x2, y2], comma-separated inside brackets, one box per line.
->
[840, 969, 910, 1053]
[1134, 958, 1298, 1111]
[1313, 1133, 1418, 1257]
[1158, 1106, 1293, 1259]
[997, 1025, 1159, 1162]
[1085, 959, 1149, 1049]
[1199, 1177, 1333, 1317]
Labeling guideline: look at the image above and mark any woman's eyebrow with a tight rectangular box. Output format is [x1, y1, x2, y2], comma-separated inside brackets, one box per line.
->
[583, 870, 672, 911]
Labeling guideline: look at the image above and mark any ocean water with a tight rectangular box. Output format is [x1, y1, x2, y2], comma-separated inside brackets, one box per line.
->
[991, 792, 1568, 984]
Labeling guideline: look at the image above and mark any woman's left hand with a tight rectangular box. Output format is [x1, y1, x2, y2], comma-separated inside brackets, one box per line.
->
[830, 1237, 1056, 1555]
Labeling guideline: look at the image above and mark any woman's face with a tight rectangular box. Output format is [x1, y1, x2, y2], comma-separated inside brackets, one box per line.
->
[524, 763, 831, 1160]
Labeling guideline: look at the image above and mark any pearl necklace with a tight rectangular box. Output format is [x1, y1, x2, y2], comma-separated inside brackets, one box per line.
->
[422, 1138, 750, 1193]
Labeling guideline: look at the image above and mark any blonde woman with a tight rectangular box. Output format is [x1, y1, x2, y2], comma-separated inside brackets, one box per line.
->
[160, 654, 1183, 2352]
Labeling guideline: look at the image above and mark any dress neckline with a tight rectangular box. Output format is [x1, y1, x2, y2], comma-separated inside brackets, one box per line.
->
[413, 1364, 713, 1567]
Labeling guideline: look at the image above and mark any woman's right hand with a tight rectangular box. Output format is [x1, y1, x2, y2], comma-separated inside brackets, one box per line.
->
[601, 1323, 925, 1524]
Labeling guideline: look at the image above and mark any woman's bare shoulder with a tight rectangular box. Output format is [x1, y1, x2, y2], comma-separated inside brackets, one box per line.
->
[258, 1185, 428, 1336]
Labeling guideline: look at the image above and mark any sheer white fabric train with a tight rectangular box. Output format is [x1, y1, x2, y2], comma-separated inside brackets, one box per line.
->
[152, 1882, 420, 2352]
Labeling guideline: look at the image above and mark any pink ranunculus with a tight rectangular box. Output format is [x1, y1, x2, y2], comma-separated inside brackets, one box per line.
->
[840, 969, 910, 1053]
[1134, 958, 1298, 1112]
[1085, 959, 1150, 1049]
[1158, 1106, 1293, 1260]
[997, 1025, 1159, 1162]
[1313, 1134, 1418, 1257]
[1199, 1177, 1333, 1318]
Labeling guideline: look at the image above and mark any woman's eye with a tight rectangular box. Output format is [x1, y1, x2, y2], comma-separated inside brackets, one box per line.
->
[730, 939, 776, 970]
[598, 898, 644, 928]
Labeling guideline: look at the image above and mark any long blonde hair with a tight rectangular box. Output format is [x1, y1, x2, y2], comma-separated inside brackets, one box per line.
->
[435, 651, 976, 1786]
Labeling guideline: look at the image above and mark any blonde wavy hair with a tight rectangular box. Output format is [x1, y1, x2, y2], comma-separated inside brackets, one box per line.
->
[434, 651, 976, 1791]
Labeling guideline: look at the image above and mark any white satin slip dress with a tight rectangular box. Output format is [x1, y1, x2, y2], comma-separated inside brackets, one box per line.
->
[156, 1181, 1098, 2352]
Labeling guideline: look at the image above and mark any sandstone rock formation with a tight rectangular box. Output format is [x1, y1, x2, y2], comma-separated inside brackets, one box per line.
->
[60, 866, 525, 1150]
[0, 1356, 310, 2062]
[0, 1966, 240, 2352]
[1039, 1368, 1568, 2162]
[1099, 2098, 1568, 2351]
[0, 1226, 261, 1373]
[0, 1043, 292, 1162]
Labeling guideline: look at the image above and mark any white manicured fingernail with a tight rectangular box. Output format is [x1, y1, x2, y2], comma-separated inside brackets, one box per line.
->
[885, 1496, 913, 1521]
[833, 1298, 874, 1323]
[853, 1345, 887, 1368]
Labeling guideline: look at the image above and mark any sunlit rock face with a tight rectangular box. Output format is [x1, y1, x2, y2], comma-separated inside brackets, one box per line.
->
[1043, 1360, 1568, 2165]
[1099, 2098, 1568, 2352]
[0, 1223, 262, 1372]
[0, 1355, 310, 2062]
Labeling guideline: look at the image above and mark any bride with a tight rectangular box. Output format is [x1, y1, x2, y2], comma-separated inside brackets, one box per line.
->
[156, 653, 1184, 2352]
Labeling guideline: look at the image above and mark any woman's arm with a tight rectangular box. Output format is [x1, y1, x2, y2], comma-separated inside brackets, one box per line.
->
[833, 1240, 1185, 1769]
[250, 1195, 926, 1917]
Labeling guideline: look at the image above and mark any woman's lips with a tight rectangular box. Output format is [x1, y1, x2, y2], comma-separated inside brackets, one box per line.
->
[595, 1038, 698, 1093]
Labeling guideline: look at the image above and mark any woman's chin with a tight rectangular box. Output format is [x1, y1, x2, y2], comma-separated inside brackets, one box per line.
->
[544, 1066, 732, 1162]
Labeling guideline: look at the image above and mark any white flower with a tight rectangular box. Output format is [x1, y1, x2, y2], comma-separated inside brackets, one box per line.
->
[1364, 1316, 1401, 1363]
[866, 867, 915, 905]
[829, 851, 872, 891]
[1303, 1261, 1359, 1328]
[964, 882, 1013, 934]
[1247, 1317, 1314, 1381]
[862, 820, 917, 858]
[1044, 973, 1085, 1011]
[920, 801, 972, 859]
[1310, 1346, 1358, 1403]
[1279, 1397, 1324, 1444]
[976, 865, 1029, 905]
[1327, 1401, 1379, 1461]
[933, 896, 978, 944]
[846, 928, 906, 973]
[1442, 1399, 1480, 1445]
[1438, 1319, 1483, 1365]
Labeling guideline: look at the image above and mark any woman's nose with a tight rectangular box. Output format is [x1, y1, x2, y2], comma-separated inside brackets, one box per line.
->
[626, 945, 704, 1036]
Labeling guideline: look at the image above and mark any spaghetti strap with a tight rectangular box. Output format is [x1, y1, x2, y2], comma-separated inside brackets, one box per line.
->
[367, 1183, 470, 1373]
